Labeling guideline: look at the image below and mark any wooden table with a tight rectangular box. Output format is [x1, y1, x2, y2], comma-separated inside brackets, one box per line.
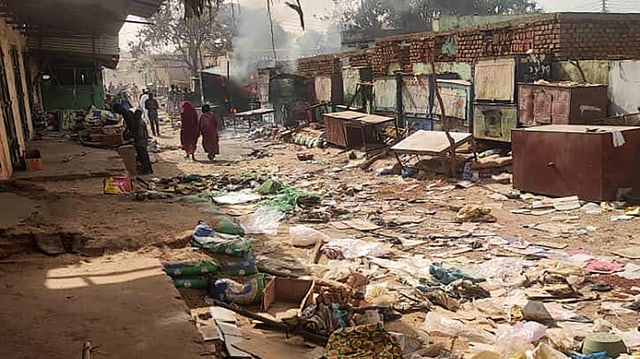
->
[323, 111, 398, 153]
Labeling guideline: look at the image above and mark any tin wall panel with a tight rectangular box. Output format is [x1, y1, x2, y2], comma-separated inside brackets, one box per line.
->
[610, 61, 640, 115]
[473, 103, 518, 142]
[374, 78, 397, 112]
[474, 57, 517, 103]
[343, 68, 362, 106]
[257, 71, 270, 103]
[435, 81, 471, 122]
[402, 76, 430, 115]
[315, 74, 343, 104]
[315, 75, 333, 103]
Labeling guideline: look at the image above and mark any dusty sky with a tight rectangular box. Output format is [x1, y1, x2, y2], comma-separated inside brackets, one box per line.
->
[120, 0, 640, 50]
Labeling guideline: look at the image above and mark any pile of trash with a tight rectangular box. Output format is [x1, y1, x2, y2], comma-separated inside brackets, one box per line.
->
[135, 173, 266, 200]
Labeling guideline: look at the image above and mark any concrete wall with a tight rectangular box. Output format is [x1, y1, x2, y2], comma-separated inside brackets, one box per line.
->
[0, 17, 32, 180]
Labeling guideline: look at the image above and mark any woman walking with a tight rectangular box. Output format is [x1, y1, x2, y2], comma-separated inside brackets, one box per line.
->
[199, 104, 219, 161]
[180, 101, 199, 160]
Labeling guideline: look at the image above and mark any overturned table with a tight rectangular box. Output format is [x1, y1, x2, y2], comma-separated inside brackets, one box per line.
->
[231, 108, 276, 131]
[391, 130, 473, 174]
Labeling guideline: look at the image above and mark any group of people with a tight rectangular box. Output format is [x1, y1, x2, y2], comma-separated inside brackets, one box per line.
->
[111, 94, 220, 176]
[179, 102, 220, 162]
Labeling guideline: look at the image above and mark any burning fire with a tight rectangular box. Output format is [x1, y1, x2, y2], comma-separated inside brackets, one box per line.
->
[231, 107, 238, 113]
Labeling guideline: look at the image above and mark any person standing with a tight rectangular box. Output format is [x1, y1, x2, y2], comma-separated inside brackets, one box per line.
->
[199, 104, 219, 161]
[113, 104, 153, 175]
[180, 101, 199, 160]
[139, 89, 149, 123]
[145, 93, 161, 137]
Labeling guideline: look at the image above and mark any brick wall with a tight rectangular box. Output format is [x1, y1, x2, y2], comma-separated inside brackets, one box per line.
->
[293, 13, 640, 79]
[295, 55, 341, 77]
[556, 14, 640, 60]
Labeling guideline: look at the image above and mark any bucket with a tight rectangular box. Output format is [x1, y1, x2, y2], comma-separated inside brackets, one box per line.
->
[24, 149, 43, 171]
[26, 158, 43, 171]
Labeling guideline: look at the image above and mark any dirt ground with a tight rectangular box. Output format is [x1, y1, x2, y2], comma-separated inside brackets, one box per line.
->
[1, 118, 640, 358]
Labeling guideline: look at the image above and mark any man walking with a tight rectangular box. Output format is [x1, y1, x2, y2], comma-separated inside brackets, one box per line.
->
[145, 92, 161, 137]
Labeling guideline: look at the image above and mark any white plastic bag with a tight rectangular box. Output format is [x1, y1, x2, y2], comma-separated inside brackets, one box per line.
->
[495, 321, 547, 356]
[241, 207, 285, 235]
[289, 225, 331, 248]
[422, 312, 495, 344]
[324, 238, 388, 259]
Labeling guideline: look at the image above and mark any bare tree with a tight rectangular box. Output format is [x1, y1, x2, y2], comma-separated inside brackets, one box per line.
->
[129, 0, 234, 79]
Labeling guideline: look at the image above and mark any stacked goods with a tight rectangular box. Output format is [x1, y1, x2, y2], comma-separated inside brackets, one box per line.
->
[164, 220, 265, 305]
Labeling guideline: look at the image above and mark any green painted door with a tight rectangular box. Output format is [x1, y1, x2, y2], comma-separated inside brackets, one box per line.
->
[11, 46, 28, 143]
[0, 46, 20, 168]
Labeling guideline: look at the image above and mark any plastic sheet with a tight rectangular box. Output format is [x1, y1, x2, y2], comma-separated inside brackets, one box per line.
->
[421, 312, 495, 344]
[495, 321, 547, 356]
[241, 207, 285, 235]
[324, 238, 388, 259]
[289, 225, 331, 247]
[213, 190, 262, 205]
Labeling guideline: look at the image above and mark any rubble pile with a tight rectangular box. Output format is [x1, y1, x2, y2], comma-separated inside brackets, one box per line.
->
[158, 155, 640, 358]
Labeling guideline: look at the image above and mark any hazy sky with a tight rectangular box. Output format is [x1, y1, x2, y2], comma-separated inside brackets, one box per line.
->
[120, 0, 640, 50]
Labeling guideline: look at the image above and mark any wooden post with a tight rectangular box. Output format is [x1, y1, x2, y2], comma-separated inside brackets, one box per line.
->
[429, 60, 458, 178]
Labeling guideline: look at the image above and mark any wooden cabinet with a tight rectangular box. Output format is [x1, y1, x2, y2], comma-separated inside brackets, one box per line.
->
[518, 83, 608, 127]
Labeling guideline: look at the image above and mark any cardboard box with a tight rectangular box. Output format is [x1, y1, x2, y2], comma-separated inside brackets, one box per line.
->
[262, 278, 315, 322]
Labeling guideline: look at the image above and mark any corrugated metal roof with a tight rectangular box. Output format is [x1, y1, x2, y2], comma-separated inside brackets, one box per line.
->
[28, 34, 120, 68]
[2, 0, 164, 66]
[28, 35, 119, 55]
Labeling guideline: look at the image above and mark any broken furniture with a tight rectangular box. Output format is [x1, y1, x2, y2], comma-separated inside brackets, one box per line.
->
[323, 111, 398, 154]
[518, 82, 608, 127]
[512, 125, 640, 201]
[391, 130, 473, 174]
[231, 108, 276, 132]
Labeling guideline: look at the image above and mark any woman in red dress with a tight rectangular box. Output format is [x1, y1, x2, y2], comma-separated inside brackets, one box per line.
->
[199, 104, 220, 161]
[180, 101, 199, 160]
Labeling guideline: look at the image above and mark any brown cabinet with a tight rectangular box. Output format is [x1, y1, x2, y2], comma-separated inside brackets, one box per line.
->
[518, 83, 608, 126]
[512, 125, 640, 201]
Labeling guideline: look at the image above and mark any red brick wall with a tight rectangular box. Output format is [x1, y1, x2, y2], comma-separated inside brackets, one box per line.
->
[295, 55, 341, 77]
[293, 13, 640, 79]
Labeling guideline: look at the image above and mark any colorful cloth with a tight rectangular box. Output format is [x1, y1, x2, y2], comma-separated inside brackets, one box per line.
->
[325, 323, 403, 359]
[199, 112, 219, 155]
[180, 101, 199, 155]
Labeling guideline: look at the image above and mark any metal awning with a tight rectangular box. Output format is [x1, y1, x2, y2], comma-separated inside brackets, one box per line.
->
[1, 0, 164, 67]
